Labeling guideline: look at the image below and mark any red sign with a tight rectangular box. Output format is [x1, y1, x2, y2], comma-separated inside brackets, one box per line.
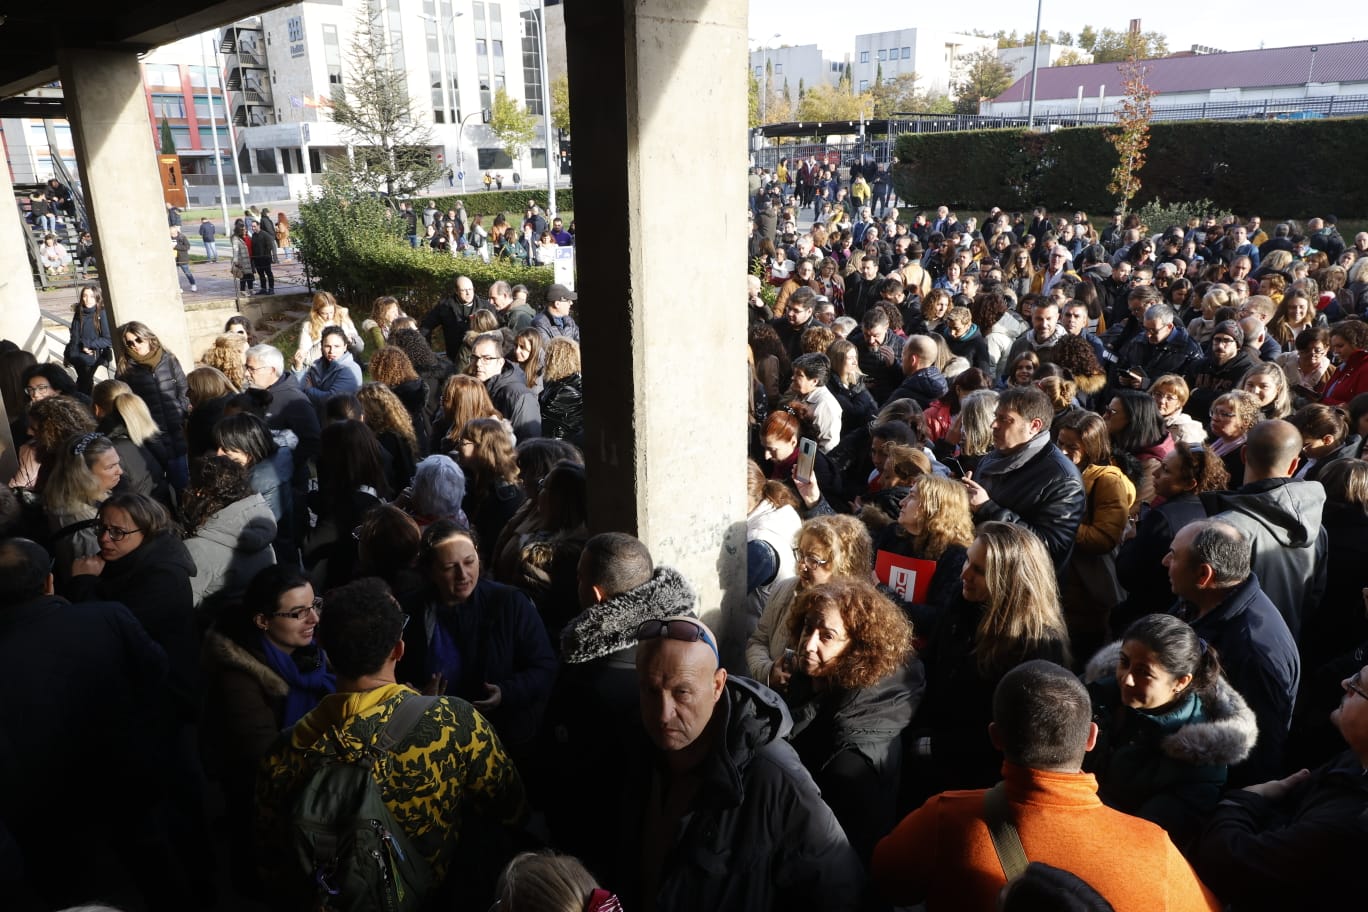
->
[875, 550, 937, 605]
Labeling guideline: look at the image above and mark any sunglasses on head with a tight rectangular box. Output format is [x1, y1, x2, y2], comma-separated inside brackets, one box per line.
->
[635, 618, 721, 669]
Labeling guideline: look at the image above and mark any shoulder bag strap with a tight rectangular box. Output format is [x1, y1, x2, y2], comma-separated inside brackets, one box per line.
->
[53, 517, 99, 543]
[982, 781, 1029, 881]
[374, 693, 437, 754]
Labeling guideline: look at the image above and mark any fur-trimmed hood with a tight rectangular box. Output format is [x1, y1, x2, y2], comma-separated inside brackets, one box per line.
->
[202, 628, 288, 699]
[1085, 640, 1258, 767]
[559, 566, 697, 664]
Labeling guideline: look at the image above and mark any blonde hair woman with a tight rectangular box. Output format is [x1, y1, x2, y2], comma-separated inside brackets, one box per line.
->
[871, 473, 974, 629]
[92, 379, 172, 505]
[293, 291, 362, 370]
[905, 520, 1071, 798]
[200, 332, 249, 390]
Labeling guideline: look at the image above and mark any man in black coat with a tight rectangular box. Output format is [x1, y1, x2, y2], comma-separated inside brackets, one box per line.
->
[842, 253, 885, 322]
[0, 538, 186, 908]
[964, 386, 1085, 571]
[245, 343, 321, 487]
[1167, 519, 1300, 785]
[771, 287, 819, 362]
[421, 274, 485, 354]
[614, 616, 864, 912]
[471, 333, 541, 440]
[1114, 300, 1204, 391]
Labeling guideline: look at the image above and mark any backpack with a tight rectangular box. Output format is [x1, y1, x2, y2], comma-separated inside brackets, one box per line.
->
[289, 694, 439, 912]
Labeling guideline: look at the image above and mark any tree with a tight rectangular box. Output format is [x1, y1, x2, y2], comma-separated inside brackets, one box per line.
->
[1106, 53, 1156, 217]
[1055, 49, 1091, 67]
[838, 62, 853, 94]
[870, 72, 927, 115]
[953, 49, 1014, 114]
[795, 84, 870, 122]
[327, 5, 446, 196]
[747, 67, 761, 128]
[159, 118, 176, 154]
[488, 87, 537, 163]
[875, 62, 884, 86]
[1088, 27, 1169, 62]
[550, 74, 571, 135]
[1055, 31, 1074, 48]
[1078, 25, 1099, 53]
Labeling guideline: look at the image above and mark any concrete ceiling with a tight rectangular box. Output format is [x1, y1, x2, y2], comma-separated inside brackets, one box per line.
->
[0, 1, 289, 98]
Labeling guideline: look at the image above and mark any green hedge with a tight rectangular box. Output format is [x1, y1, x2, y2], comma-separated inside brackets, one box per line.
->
[892, 118, 1368, 216]
[295, 193, 554, 320]
[423, 188, 574, 219]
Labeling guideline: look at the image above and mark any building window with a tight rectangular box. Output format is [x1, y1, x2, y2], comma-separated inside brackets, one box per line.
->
[521, 10, 544, 116]
[255, 149, 278, 174]
[859, 50, 869, 63]
[170, 127, 194, 150]
[859, 79, 869, 90]
[152, 94, 186, 119]
[775, 62, 783, 74]
[323, 25, 343, 85]
[878, 49, 886, 62]
[145, 64, 180, 87]
[902, 47, 911, 59]
[477, 147, 513, 169]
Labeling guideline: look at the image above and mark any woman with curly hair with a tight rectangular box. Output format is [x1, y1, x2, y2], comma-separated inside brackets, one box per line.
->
[9, 394, 95, 491]
[746, 513, 872, 688]
[433, 373, 507, 455]
[1115, 444, 1229, 629]
[386, 326, 454, 416]
[368, 346, 430, 450]
[905, 521, 1071, 801]
[782, 578, 921, 862]
[540, 338, 584, 442]
[1147, 373, 1207, 446]
[181, 455, 277, 611]
[1049, 333, 1109, 412]
[456, 416, 526, 560]
[919, 288, 954, 335]
[200, 333, 248, 391]
[871, 473, 974, 630]
[361, 295, 408, 351]
[357, 382, 420, 493]
[1207, 389, 1262, 487]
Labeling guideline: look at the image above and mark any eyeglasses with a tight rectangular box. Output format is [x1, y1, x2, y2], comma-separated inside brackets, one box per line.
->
[635, 618, 721, 668]
[23, 384, 51, 397]
[272, 597, 324, 620]
[1210, 409, 1238, 420]
[1345, 674, 1368, 702]
[95, 523, 143, 542]
[473, 354, 501, 363]
[793, 549, 831, 568]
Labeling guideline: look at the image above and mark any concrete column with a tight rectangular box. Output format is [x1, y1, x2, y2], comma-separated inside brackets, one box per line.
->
[0, 193, 50, 479]
[58, 48, 193, 367]
[565, 0, 750, 664]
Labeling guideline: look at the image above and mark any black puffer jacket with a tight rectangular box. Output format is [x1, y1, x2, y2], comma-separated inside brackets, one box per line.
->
[539, 373, 583, 441]
[119, 349, 189, 457]
[484, 361, 542, 440]
[785, 661, 925, 862]
[97, 412, 173, 508]
[613, 676, 865, 912]
[973, 430, 1086, 571]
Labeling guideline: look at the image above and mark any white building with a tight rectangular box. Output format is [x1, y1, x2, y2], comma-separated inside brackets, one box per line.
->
[749, 43, 843, 101]
[982, 39, 1368, 119]
[997, 43, 1091, 83]
[852, 29, 996, 97]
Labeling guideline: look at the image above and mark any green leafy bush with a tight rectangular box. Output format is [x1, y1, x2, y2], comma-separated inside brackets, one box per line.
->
[1132, 198, 1232, 234]
[295, 191, 554, 319]
[892, 118, 1368, 216]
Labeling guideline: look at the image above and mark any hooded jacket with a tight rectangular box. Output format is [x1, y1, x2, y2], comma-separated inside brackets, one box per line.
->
[1175, 574, 1300, 785]
[484, 361, 542, 440]
[1084, 641, 1258, 848]
[183, 493, 278, 610]
[199, 629, 289, 789]
[614, 676, 864, 912]
[973, 429, 1086, 571]
[785, 662, 926, 861]
[541, 567, 698, 863]
[1201, 477, 1327, 641]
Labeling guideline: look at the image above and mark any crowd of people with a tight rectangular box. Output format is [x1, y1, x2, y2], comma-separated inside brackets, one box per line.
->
[3, 169, 1368, 912]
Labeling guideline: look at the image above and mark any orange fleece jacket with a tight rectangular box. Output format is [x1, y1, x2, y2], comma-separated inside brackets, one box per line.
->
[872, 762, 1221, 911]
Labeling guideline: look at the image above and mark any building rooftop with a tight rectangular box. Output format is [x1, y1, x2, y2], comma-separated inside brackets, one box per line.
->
[992, 39, 1368, 103]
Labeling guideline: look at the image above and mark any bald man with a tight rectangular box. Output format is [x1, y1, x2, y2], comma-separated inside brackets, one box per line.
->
[1200, 419, 1327, 642]
[614, 616, 862, 912]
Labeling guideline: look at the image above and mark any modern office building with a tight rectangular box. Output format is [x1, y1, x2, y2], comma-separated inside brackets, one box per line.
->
[748, 43, 844, 100]
[851, 29, 996, 96]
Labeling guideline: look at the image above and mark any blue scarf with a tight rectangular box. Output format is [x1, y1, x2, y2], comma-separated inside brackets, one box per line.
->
[428, 605, 463, 693]
[259, 634, 337, 727]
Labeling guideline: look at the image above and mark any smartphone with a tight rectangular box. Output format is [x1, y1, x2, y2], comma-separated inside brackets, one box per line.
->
[943, 456, 965, 478]
[796, 437, 818, 484]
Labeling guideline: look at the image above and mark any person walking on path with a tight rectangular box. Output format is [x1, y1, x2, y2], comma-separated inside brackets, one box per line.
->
[198, 218, 218, 263]
[171, 225, 196, 293]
